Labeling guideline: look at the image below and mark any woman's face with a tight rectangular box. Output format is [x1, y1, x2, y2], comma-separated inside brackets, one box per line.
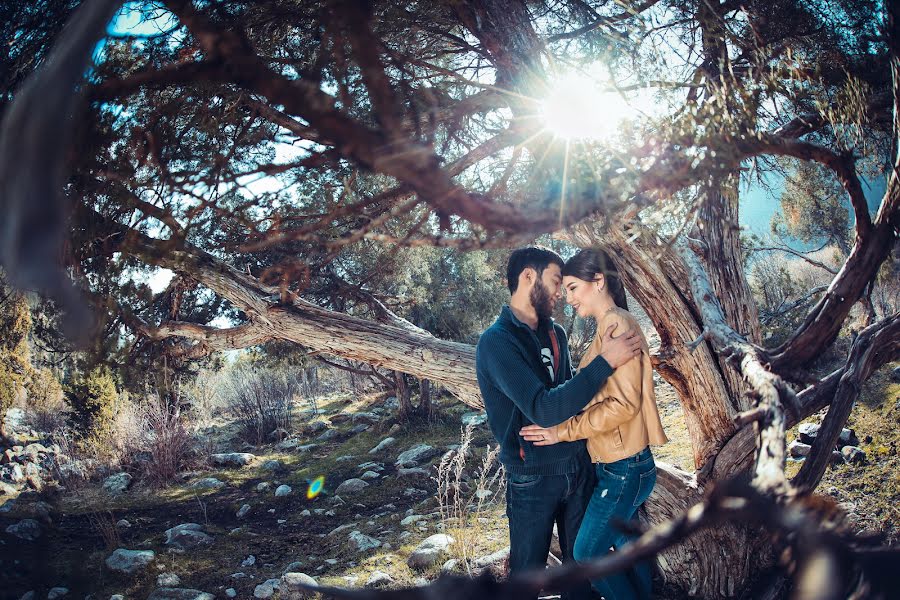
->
[563, 274, 604, 318]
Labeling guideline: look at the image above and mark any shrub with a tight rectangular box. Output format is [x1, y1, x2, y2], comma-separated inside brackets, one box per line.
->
[66, 366, 119, 454]
[222, 366, 297, 444]
[0, 289, 31, 419]
[25, 367, 67, 432]
[436, 424, 505, 574]
[139, 396, 193, 486]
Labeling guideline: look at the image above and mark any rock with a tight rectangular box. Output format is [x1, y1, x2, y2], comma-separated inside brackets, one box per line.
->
[348, 530, 382, 552]
[225, 589, 237, 598]
[788, 440, 812, 459]
[282, 561, 304, 574]
[5, 518, 42, 541]
[191, 477, 225, 490]
[47, 588, 68, 599]
[280, 572, 318, 599]
[365, 571, 394, 588]
[348, 424, 370, 435]
[400, 514, 425, 526]
[368, 437, 396, 454]
[352, 412, 380, 424]
[254, 578, 281, 598]
[257, 482, 272, 492]
[334, 478, 369, 495]
[164, 523, 213, 551]
[891, 365, 900, 382]
[276, 438, 301, 450]
[830, 450, 844, 465]
[306, 421, 328, 434]
[157, 573, 181, 587]
[403, 487, 427, 498]
[395, 444, 439, 468]
[275, 485, 292, 497]
[328, 523, 355, 537]
[474, 546, 510, 569]
[270, 427, 290, 441]
[335, 455, 355, 462]
[18, 592, 34, 600]
[241, 555, 256, 567]
[360, 470, 380, 480]
[237, 504, 251, 518]
[261, 459, 284, 472]
[841, 446, 866, 465]
[398, 467, 429, 478]
[147, 589, 214, 600]
[407, 534, 455, 569]
[316, 429, 342, 442]
[797, 422, 820, 444]
[102, 473, 132, 495]
[296, 443, 318, 453]
[383, 396, 399, 410]
[210, 453, 256, 467]
[111, 595, 124, 600]
[116, 519, 131, 529]
[839, 428, 859, 448]
[7, 463, 25, 483]
[441, 558, 459, 573]
[461, 412, 488, 427]
[357, 461, 385, 472]
[105, 549, 155, 574]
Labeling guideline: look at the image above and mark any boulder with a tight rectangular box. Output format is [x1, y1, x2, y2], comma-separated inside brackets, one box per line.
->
[316, 429, 342, 442]
[891, 365, 900, 382]
[191, 477, 225, 490]
[105, 549, 155, 574]
[334, 478, 369, 495]
[351, 412, 380, 424]
[157, 573, 181, 587]
[838, 428, 859, 448]
[275, 484, 292, 497]
[280, 572, 318, 599]
[236, 504, 251, 519]
[797, 422, 820, 445]
[788, 440, 812, 459]
[348, 530, 382, 552]
[147, 589, 214, 600]
[225, 589, 237, 598]
[102, 473, 133, 496]
[841, 446, 866, 465]
[260, 459, 284, 472]
[164, 523, 213, 551]
[210, 453, 256, 467]
[365, 571, 394, 588]
[401, 514, 425, 526]
[5, 518, 42, 541]
[461, 412, 488, 427]
[368, 437, 396, 454]
[47, 588, 68, 600]
[474, 546, 510, 570]
[253, 578, 281, 599]
[395, 444, 439, 468]
[407, 534, 455, 570]
[348, 424, 369, 435]
[360, 470, 380, 480]
[357, 461, 385, 472]
[398, 467, 429, 478]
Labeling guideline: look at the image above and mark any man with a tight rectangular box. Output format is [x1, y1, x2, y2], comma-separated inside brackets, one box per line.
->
[475, 246, 642, 600]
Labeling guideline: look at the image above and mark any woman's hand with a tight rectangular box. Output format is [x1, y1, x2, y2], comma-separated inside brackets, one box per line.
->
[519, 424, 560, 446]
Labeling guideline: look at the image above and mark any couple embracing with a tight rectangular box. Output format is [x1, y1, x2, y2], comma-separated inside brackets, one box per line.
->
[475, 246, 669, 600]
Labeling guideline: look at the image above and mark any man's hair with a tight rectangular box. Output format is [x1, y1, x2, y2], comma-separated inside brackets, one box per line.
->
[506, 246, 564, 294]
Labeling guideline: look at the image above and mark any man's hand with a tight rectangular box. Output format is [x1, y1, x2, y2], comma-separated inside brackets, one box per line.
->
[599, 323, 641, 368]
[519, 424, 560, 446]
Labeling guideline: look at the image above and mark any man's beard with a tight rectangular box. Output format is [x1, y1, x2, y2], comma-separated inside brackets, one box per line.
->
[529, 279, 554, 320]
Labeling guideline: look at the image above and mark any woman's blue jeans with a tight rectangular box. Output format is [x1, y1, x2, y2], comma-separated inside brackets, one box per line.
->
[573, 447, 657, 599]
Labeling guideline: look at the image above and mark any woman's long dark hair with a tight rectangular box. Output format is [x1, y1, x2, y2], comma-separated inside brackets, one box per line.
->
[562, 249, 628, 311]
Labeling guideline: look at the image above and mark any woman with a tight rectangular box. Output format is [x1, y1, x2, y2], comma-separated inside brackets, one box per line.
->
[520, 248, 668, 600]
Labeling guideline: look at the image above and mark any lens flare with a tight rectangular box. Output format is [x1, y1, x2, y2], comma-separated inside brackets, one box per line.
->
[307, 475, 325, 499]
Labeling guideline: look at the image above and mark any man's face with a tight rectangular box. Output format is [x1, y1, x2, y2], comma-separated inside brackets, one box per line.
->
[529, 263, 562, 319]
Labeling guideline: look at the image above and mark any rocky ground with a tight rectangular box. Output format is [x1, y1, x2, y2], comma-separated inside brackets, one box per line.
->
[0, 392, 512, 600]
[1, 341, 897, 599]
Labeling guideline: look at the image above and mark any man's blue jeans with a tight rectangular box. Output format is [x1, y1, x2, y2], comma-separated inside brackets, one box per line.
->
[506, 458, 595, 600]
[574, 447, 657, 600]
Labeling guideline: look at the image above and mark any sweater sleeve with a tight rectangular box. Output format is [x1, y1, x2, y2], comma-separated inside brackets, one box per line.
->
[478, 330, 613, 427]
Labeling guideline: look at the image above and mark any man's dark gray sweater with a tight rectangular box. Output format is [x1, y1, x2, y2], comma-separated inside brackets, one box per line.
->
[475, 305, 614, 475]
